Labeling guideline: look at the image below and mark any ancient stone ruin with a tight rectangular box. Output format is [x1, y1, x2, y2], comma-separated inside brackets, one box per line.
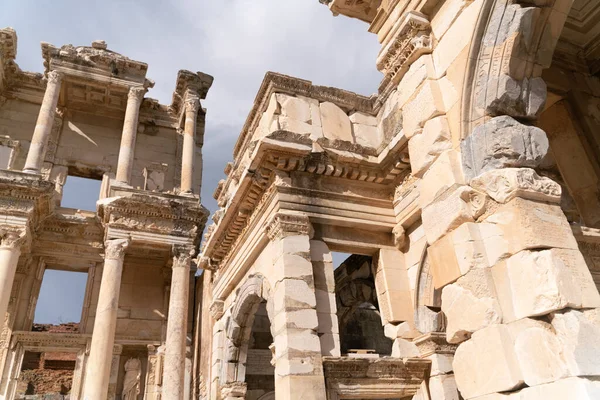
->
[1, 0, 600, 398]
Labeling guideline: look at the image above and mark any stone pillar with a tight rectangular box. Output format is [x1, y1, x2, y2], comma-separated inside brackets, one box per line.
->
[115, 86, 145, 184]
[82, 238, 129, 400]
[162, 245, 193, 400]
[23, 70, 62, 174]
[266, 212, 327, 399]
[309, 240, 340, 357]
[0, 231, 23, 330]
[70, 346, 88, 400]
[180, 95, 200, 193]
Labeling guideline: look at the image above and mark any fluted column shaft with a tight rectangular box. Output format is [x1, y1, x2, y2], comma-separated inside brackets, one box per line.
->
[0, 232, 23, 329]
[82, 238, 129, 400]
[180, 97, 199, 193]
[23, 71, 62, 174]
[163, 246, 193, 400]
[116, 86, 145, 184]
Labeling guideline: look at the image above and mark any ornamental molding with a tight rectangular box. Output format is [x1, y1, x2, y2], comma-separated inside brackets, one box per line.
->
[0, 229, 26, 249]
[46, 70, 62, 85]
[209, 299, 225, 320]
[266, 212, 312, 242]
[128, 86, 146, 102]
[376, 11, 432, 87]
[469, 168, 561, 204]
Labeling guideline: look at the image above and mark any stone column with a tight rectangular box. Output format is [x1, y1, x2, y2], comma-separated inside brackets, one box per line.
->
[180, 95, 200, 193]
[23, 70, 62, 174]
[162, 245, 193, 400]
[266, 212, 327, 400]
[82, 238, 129, 400]
[0, 231, 23, 330]
[116, 86, 145, 184]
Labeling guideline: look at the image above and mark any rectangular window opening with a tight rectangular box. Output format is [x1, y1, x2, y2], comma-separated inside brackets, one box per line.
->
[61, 175, 102, 211]
[17, 350, 76, 397]
[33, 269, 88, 331]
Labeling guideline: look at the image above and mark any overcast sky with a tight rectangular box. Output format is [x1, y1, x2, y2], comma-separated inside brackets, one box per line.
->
[1, 0, 381, 323]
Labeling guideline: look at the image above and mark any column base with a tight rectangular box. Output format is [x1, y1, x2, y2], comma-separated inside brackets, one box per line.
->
[22, 168, 39, 174]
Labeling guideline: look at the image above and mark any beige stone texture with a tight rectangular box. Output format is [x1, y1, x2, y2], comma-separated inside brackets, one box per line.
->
[422, 186, 488, 244]
[519, 377, 600, 400]
[409, 116, 452, 178]
[551, 309, 600, 377]
[483, 198, 579, 253]
[402, 80, 446, 138]
[492, 249, 600, 322]
[431, 0, 483, 79]
[320, 101, 353, 142]
[391, 338, 420, 358]
[395, 55, 436, 109]
[419, 150, 466, 208]
[429, 374, 460, 400]
[352, 123, 382, 149]
[374, 248, 414, 324]
[453, 324, 524, 399]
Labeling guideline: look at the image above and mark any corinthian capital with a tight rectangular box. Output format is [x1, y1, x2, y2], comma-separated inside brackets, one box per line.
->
[128, 86, 146, 102]
[266, 212, 312, 241]
[172, 245, 195, 269]
[184, 96, 200, 114]
[104, 238, 130, 260]
[0, 230, 25, 249]
[46, 70, 63, 85]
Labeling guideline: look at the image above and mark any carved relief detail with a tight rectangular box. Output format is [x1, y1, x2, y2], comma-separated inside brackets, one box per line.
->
[266, 212, 312, 241]
[128, 86, 146, 102]
[46, 70, 63, 85]
[104, 238, 130, 260]
[172, 245, 195, 269]
[470, 168, 562, 204]
[184, 96, 201, 114]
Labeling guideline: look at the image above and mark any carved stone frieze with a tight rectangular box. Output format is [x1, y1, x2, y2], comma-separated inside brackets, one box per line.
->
[470, 167, 561, 204]
[376, 12, 432, 86]
[209, 299, 225, 321]
[266, 212, 313, 241]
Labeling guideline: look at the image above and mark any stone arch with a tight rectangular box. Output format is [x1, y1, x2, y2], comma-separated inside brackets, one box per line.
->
[221, 274, 274, 390]
[413, 249, 445, 334]
[461, 0, 570, 137]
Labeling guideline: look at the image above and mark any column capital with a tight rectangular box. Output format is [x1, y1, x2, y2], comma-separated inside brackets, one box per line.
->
[0, 229, 25, 250]
[184, 96, 200, 114]
[46, 70, 63, 85]
[127, 86, 146, 102]
[266, 212, 312, 241]
[104, 238, 130, 261]
[172, 245, 194, 269]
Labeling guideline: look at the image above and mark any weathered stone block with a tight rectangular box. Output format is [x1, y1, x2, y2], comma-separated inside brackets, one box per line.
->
[492, 249, 600, 322]
[551, 309, 600, 377]
[453, 324, 524, 399]
[276, 94, 311, 122]
[442, 269, 502, 344]
[422, 186, 487, 244]
[349, 111, 377, 126]
[461, 116, 549, 180]
[419, 150, 466, 208]
[352, 123, 382, 149]
[414, 305, 446, 334]
[396, 55, 435, 108]
[402, 80, 445, 138]
[519, 377, 600, 400]
[391, 338, 420, 357]
[429, 374, 460, 400]
[470, 168, 561, 204]
[320, 101, 353, 143]
[484, 197, 579, 254]
[409, 116, 452, 178]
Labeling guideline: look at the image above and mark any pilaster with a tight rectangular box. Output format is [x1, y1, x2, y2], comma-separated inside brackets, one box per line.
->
[266, 212, 327, 400]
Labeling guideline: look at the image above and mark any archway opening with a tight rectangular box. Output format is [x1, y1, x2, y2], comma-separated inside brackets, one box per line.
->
[244, 301, 275, 400]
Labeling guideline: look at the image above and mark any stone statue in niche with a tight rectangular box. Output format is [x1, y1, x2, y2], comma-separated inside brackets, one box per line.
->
[122, 357, 142, 400]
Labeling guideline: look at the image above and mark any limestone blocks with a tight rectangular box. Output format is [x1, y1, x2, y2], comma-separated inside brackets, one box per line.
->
[408, 116, 452, 178]
[461, 116, 549, 180]
[453, 312, 600, 399]
[256, 92, 383, 149]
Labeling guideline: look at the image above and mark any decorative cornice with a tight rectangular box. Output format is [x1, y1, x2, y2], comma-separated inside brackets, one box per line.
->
[266, 212, 312, 241]
[104, 238, 130, 261]
[376, 12, 432, 86]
